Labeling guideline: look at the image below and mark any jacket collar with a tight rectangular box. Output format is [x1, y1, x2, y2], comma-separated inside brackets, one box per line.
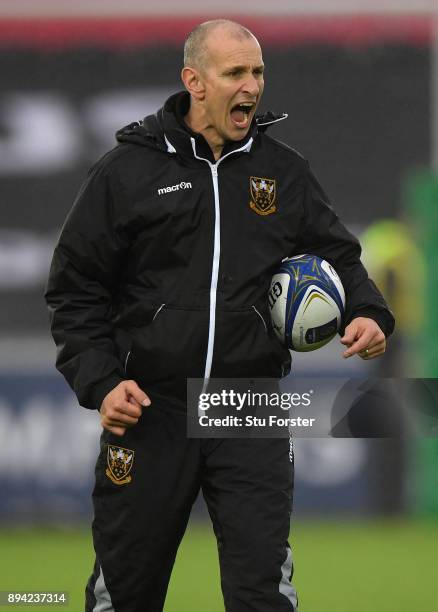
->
[116, 91, 288, 160]
[158, 91, 257, 164]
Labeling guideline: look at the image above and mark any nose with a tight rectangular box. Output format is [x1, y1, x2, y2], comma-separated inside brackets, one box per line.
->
[242, 73, 262, 97]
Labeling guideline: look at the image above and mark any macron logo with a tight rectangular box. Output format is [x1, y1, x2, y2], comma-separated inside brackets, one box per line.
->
[157, 181, 192, 195]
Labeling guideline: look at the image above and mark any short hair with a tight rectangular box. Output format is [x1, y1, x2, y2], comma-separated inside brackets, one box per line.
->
[183, 19, 256, 71]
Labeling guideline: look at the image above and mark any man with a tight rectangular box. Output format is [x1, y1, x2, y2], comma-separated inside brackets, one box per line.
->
[45, 19, 394, 612]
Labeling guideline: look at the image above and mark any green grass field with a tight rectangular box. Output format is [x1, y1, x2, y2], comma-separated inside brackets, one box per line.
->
[1, 519, 436, 611]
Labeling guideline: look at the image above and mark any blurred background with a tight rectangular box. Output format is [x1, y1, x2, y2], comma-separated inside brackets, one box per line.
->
[0, 0, 437, 610]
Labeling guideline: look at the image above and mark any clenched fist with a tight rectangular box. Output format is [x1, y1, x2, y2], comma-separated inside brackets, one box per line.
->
[99, 380, 151, 436]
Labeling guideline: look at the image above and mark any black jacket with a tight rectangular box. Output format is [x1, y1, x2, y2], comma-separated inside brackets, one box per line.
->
[45, 92, 395, 411]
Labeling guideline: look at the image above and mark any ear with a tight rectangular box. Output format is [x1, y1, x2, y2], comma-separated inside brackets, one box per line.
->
[181, 66, 206, 100]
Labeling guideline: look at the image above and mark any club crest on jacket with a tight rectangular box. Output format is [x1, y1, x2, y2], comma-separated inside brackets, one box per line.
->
[249, 176, 276, 216]
[106, 445, 135, 485]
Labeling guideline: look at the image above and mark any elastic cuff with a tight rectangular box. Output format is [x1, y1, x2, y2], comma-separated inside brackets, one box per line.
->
[90, 375, 125, 411]
[345, 307, 395, 338]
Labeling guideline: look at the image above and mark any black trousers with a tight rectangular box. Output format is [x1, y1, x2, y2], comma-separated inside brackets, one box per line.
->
[85, 404, 297, 612]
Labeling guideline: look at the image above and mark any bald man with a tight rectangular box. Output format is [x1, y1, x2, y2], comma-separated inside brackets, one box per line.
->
[46, 19, 394, 612]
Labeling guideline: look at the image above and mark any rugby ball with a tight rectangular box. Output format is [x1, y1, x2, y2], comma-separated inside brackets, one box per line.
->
[268, 254, 345, 351]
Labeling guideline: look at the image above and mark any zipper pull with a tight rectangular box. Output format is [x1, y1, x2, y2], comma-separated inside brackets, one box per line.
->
[211, 165, 218, 177]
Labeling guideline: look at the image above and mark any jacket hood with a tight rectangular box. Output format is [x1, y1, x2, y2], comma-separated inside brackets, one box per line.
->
[115, 114, 164, 150]
[115, 91, 288, 157]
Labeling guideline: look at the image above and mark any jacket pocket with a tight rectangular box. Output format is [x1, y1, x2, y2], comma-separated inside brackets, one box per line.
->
[212, 303, 291, 379]
[125, 305, 209, 404]
[251, 304, 291, 376]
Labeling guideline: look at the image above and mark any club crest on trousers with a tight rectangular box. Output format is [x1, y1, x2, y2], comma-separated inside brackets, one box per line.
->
[106, 445, 135, 485]
[249, 176, 276, 215]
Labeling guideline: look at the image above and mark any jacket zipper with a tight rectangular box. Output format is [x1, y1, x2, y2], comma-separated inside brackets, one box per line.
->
[124, 350, 131, 374]
[252, 305, 268, 333]
[190, 137, 254, 384]
[152, 303, 166, 321]
[124, 303, 165, 375]
[204, 163, 220, 385]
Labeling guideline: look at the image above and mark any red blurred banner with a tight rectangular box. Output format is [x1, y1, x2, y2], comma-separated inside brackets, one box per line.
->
[0, 15, 431, 49]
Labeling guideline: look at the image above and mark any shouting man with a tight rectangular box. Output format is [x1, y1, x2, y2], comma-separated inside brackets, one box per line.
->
[46, 19, 394, 612]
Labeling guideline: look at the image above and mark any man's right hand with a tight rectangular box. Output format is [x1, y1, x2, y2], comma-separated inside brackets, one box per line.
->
[99, 380, 151, 436]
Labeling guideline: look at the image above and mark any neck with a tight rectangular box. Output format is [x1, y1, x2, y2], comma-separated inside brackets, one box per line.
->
[184, 104, 224, 161]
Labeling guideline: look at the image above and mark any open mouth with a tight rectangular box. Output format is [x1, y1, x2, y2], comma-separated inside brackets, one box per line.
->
[230, 102, 255, 128]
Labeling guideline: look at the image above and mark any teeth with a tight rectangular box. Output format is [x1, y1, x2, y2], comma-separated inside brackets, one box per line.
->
[231, 102, 254, 124]
[234, 102, 254, 116]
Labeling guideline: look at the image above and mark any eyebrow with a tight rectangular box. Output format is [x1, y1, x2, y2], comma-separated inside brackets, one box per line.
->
[224, 64, 265, 72]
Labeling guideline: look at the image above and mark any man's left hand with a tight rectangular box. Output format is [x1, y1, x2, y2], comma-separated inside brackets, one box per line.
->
[340, 317, 386, 359]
